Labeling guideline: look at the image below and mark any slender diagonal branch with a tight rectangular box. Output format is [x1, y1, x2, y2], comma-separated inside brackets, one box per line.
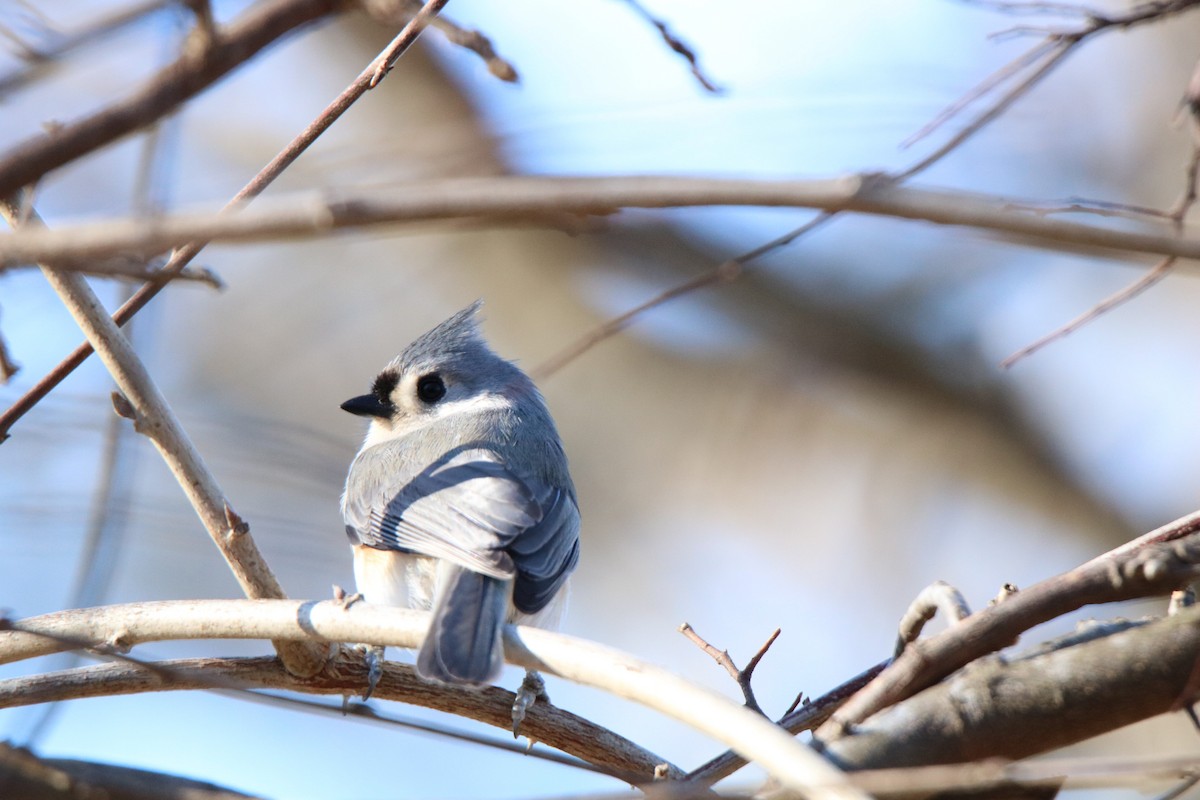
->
[0, 0, 449, 441]
[2, 197, 328, 678]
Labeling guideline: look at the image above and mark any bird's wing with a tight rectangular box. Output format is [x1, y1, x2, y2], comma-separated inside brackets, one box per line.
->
[508, 485, 580, 615]
[344, 446, 546, 581]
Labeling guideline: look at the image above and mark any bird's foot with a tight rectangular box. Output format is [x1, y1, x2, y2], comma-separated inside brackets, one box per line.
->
[512, 669, 549, 739]
[346, 643, 385, 702]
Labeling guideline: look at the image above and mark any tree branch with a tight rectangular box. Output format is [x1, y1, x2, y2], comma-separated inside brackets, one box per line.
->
[0, 0, 342, 197]
[0, 199, 329, 679]
[0, 655, 678, 785]
[816, 514, 1200, 741]
[822, 611, 1200, 770]
[0, 0, 450, 443]
[2, 174, 1199, 268]
[0, 598, 867, 800]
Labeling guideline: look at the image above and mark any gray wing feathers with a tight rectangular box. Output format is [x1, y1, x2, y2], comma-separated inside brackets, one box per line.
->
[509, 487, 580, 614]
[417, 566, 508, 685]
[344, 449, 540, 579]
[343, 444, 580, 615]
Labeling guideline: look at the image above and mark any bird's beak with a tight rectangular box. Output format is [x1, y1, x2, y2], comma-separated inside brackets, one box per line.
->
[340, 394, 393, 419]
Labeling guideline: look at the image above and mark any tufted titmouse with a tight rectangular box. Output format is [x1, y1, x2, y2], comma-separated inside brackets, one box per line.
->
[340, 301, 580, 724]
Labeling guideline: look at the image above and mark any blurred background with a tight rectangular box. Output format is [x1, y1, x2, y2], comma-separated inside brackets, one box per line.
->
[3, 0, 1200, 797]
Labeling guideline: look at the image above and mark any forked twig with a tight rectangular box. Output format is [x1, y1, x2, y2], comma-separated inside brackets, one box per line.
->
[1003, 67, 1200, 367]
[678, 622, 781, 715]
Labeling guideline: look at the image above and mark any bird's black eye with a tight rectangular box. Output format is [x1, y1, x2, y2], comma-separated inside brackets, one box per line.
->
[416, 373, 446, 404]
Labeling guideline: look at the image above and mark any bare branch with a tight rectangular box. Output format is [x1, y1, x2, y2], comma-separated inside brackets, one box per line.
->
[365, 0, 519, 82]
[0, 0, 449, 441]
[0, 198, 329, 679]
[821, 611, 1200, 770]
[686, 660, 889, 786]
[3, 175, 1200, 269]
[0, 0, 175, 98]
[0, 655, 673, 785]
[817, 515, 1200, 741]
[0, 599, 867, 799]
[617, 0, 721, 93]
[678, 622, 780, 715]
[851, 752, 1200, 798]
[894, 581, 973, 658]
[1001, 255, 1176, 367]
[0, 0, 343, 197]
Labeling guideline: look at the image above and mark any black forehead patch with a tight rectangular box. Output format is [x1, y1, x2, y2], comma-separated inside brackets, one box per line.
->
[372, 369, 400, 402]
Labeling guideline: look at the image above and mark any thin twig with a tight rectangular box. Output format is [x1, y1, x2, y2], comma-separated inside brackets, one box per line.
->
[678, 622, 780, 715]
[0, 0, 448, 441]
[371, 1, 518, 82]
[1001, 255, 1176, 367]
[905, 0, 1200, 155]
[368, 0, 449, 86]
[1, 257, 223, 285]
[0, 313, 17, 384]
[0, 0, 174, 97]
[1002, 83, 1200, 367]
[618, 0, 721, 93]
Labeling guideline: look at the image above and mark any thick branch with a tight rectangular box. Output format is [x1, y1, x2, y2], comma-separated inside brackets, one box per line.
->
[0, 0, 341, 196]
[3, 175, 1200, 268]
[0, 740, 254, 800]
[822, 611, 1200, 770]
[0, 599, 865, 800]
[0, 655, 677, 785]
[817, 520, 1200, 740]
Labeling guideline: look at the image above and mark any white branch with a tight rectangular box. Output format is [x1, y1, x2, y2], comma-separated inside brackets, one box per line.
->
[0, 175, 1198, 268]
[0, 599, 866, 800]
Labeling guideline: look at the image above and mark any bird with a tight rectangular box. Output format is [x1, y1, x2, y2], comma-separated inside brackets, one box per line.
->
[339, 300, 580, 732]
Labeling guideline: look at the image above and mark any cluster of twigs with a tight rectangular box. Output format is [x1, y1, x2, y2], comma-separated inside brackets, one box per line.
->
[4, 0, 1200, 798]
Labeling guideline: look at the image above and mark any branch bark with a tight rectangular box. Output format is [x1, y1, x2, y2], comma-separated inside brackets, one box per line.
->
[822, 611, 1200, 770]
[816, 517, 1200, 741]
[0, 655, 678, 785]
[0, 599, 866, 800]
[3, 174, 1199, 268]
[0, 200, 329, 679]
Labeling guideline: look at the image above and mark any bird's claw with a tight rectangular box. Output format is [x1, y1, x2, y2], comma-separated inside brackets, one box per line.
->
[512, 669, 549, 738]
[360, 642, 384, 695]
[343, 642, 384, 705]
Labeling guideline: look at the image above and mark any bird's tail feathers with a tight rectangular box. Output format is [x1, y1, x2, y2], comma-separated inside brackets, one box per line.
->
[417, 566, 507, 686]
